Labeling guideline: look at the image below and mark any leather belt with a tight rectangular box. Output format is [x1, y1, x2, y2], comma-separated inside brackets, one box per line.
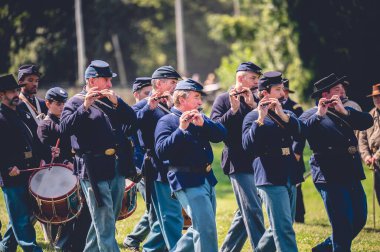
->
[168, 164, 212, 173]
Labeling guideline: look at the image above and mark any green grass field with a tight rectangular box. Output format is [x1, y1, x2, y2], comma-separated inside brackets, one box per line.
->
[1, 143, 379, 251]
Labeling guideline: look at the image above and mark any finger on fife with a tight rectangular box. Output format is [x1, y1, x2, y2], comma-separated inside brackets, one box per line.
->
[230, 90, 248, 97]
[260, 101, 272, 107]
[153, 95, 169, 101]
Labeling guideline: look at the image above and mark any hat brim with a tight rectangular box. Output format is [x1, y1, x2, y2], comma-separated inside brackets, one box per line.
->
[311, 76, 347, 98]
[0, 84, 26, 92]
[367, 91, 380, 97]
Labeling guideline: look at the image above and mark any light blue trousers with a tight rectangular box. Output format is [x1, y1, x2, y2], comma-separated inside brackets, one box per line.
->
[172, 180, 217, 252]
[220, 173, 265, 251]
[256, 182, 298, 252]
[80, 170, 125, 252]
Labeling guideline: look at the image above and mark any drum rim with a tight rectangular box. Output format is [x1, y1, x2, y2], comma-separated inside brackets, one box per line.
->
[29, 163, 78, 201]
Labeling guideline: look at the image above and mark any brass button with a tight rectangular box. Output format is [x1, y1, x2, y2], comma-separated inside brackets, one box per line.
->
[105, 148, 116, 156]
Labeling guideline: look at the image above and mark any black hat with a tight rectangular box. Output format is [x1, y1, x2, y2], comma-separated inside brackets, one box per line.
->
[85, 60, 117, 79]
[45, 87, 68, 102]
[258, 71, 283, 91]
[151, 66, 181, 80]
[18, 64, 41, 81]
[282, 78, 294, 93]
[175, 78, 205, 95]
[236, 62, 262, 75]
[0, 74, 25, 92]
[132, 77, 152, 93]
[311, 73, 347, 98]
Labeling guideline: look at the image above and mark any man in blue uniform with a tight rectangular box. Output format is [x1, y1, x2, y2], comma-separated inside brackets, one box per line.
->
[60, 60, 137, 252]
[133, 66, 182, 252]
[281, 78, 306, 223]
[0, 74, 50, 252]
[17, 65, 48, 135]
[242, 71, 303, 252]
[210, 62, 265, 251]
[37, 87, 91, 252]
[155, 78, 227, 252]
[300, 73, 373, 252]
[123, 77, 152, 251]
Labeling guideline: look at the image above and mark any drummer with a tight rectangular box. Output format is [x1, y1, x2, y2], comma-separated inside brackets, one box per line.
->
[0, 74, 51, 251]
[37, 87, 92, 251]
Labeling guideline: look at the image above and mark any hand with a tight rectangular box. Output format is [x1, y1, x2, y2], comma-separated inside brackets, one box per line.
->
[229, 88, 240, 114]
[331, 95, 348, 115]
[84, 87, 101, 110]
[271, 98, 290, 122]
[66, 162, 74, 170]
[240, 87, 256, 109]
[8, 166, 20, 176]
[179, 111, 193, 130]
[51, 147, 60, 158]
[191, 109, 204, 127]
[161, 91, 173, 108]
[257, 98, 271, 122]
[147, 92, 162, 110]
[294, 153, 301, 162]
[99, 89, 118, 106]
[365, 156, 375, 166]
[316, 98, 329, 117]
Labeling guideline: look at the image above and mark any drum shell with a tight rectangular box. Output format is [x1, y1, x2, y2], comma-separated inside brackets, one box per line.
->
[118, 179, 137, 221]
[29, 164, 82, 224]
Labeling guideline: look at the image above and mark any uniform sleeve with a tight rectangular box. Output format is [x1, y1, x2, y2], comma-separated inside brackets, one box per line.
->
[210, 95, 237, 126]
[60, 98, 90, 136]
[155, 117, 190, 160]
[116, 98, 137, 136]
[358, 130, 372, 161]
[344, 107, 373, 131]
[201, 116, 227, 143]
[242, 111, 265, 155]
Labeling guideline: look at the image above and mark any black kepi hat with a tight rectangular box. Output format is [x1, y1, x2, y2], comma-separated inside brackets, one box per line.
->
[175, 78, 205, 95]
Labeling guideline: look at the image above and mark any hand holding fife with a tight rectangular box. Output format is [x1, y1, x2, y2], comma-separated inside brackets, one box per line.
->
[316, 98, 329, 117]
[179, 111, 193, 130]
[190, 109, 204, 127]
[240, 87, 256, 109]
[229, 88, 241, 114]
[98, 89, 118, 106]
[257, 98, 271, 122]
[331, 95, 348, 115]
[8, 166, 20, 176]
[84, 87, 101, 110]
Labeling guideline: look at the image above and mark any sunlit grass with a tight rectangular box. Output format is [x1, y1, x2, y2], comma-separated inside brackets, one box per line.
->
[1, 143, 379, 251]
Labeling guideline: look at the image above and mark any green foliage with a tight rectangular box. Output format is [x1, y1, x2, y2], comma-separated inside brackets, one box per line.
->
[208, 0, 312, 103]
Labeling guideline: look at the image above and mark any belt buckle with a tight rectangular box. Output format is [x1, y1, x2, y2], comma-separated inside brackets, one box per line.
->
[105, 148, 116, 156]
[205, 164, 212, 172]
[348, 146, 357, 155]
[281, 148, 290, 156]
[24, 151, 32, 159]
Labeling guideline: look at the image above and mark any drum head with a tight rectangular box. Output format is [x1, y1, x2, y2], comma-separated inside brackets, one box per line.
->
[30, 165, 77, 199]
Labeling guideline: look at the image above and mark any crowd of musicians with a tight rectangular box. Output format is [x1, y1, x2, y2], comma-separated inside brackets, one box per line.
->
[0, 60, 379, 252]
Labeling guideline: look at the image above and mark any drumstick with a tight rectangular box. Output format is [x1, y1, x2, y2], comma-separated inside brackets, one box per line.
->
[19, 166, 49, 173]
[49, 138, 60, 165]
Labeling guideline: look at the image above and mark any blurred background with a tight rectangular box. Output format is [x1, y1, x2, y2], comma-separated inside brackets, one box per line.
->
[1, 0, 380, 109]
